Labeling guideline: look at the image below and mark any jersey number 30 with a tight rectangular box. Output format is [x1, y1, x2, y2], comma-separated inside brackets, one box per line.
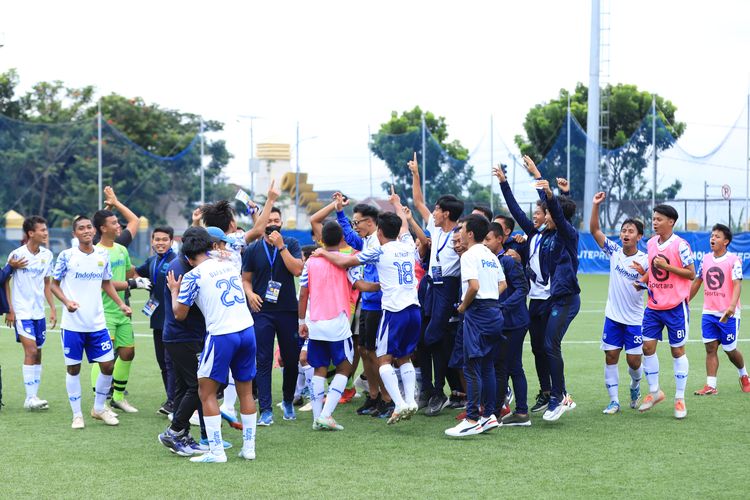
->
[216, 276, 244, 306]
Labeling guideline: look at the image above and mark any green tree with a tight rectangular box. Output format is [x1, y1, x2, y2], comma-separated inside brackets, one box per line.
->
[370, 106, 473, 213]
[515, 83, 686, 229]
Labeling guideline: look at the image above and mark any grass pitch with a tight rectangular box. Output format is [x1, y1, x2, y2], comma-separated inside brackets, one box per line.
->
[1, 275, 749, 499]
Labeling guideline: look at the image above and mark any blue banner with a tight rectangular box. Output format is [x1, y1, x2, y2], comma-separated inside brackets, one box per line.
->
[578, 231, 750, 277]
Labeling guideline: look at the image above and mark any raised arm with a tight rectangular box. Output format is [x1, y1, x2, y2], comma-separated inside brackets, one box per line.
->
[310, 196, 339, 243]
[404, 206, 429, 250]
[311, 248, 361, 269]
[104, 186, 139, 238]
[493, 165, 535, 236]
[589, 192, 607, 249]
[244, 179, 280, 243]
[389, 186, 408, 236]
[536, 179, 577, 242]
[332, 193, 365, 250]
[408, 152, 431, 222]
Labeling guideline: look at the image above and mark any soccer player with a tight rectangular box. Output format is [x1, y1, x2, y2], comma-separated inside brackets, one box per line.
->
[4, 216, 57, 410]
[483, 222, 531, 426]
[134, 226, 177, 415]
[92, 209, 150, 414]
[690, 224, 750, 394]
[590, 192, 648, 413]
[409, 153, 465, 416]
[495, 165, 554, 413]
[242, 206, 303, 425]
[314, 191, 421, 425]
[169, 228, 258, 463]
[637, 204, 695, 419]
[444, 214, 506, 437]
[50, 215, 132, 429]
[493, 215, 529, 267]
[298, 221, 373, 431]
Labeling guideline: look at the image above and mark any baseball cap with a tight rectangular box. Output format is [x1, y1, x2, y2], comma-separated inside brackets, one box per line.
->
[205, 226, 230, 244]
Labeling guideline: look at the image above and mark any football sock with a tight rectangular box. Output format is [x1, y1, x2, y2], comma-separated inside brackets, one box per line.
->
[628, 366, 642, 390]
[22, 364, 35, 400]
[311, 375, 326, 420]
[604, 364, 619, 403]
[321, 374, 347, 418]
[643, 354, 660, 394]
[707, 376, 717, 388]
[94, 373, 113, 412]
[294, 363, 306, 398]
[302, 364, 314, 393]
[379, 364, 406, 407]
[241, 413, 257, 452]
[111, 358, 131, 402]
[204, 415, 224, 456]
[66, 373, 82, 416]
[674, 355, 689, 399]
[222, 372, 237, 411]
[738, 366, 748, 377]
[399, 362, 417, 405]
[34, 364, 42, 397]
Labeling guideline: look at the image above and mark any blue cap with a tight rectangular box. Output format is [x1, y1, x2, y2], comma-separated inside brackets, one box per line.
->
[205, 226, 230, 244]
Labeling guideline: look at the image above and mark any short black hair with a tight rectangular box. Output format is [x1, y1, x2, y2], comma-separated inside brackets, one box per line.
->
[494, 215, 515, 233]
[201, 200, 235, 232]
[472, 205, 493, 221]
[621, 218, 644, 235]
[180, 227, 212, 259]
[22, 215, 47, 239]
[301, 244, 318, 259]
[377, 212, 402, 240]
[93, 209, 116, 233]
[487, 221, 504, 239]
[73, 215, 91, 229]
[271, 207, 282, 216]
[322, 221, 344, 247]
[464, 214, 490, 242]
[436, 195, 464, 222]
[152, 226, 174, 239]
[353, 203, 379, 220]
[712, 223, 732, 243]
[540, 198, 576, 222]
[653, 204, 679, 222]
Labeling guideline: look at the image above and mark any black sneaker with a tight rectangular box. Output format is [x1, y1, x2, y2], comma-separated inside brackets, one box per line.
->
[157, 400, 174, 415]
[376, 400, 395, 419]
[501, 412, 531, 427]
[530, 391, 550, 413]
[447, 392, 467, 409]
[357, 397, 379, 415]
[424, 392, 449, 416]
[417, 391, 432, 410]
[370, 397, 386, 418]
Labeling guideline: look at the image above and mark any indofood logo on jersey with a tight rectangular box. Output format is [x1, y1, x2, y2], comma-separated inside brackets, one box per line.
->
[651, 254, 670, 282]
[705, 266, 725, 291]
[74, 271, 104, 280]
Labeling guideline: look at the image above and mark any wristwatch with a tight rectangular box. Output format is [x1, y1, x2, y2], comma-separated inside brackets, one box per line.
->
[279, 244, 288, 252]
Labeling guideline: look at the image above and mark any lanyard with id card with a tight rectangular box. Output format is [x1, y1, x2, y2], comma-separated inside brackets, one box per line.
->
[142, 298, 159, 317]
[142, 252, 170, 317]
[263, 242, 282, 303]
[431, 228, 452, 284]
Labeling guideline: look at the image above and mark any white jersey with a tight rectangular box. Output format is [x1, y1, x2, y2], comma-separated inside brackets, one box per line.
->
[8, 245, 54, 320]
[208, 249, 243, 271]
[460, 243, 506, 301]
[426, 215, 460, 278]
[356, 233, 420, 313]
[53, 246, 112, 332]
[528, 232, 551, 300]
[602, 238, 648, 325]
[178, 258, 254, 336]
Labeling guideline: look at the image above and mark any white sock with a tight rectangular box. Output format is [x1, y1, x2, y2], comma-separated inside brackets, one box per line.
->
[674, 355, 689, 400]
[643, 354, 660, 394]
[302, 365, 314, 393]
[604, 364, 619, 403]
[738, 366, 748, 377]
[222, 372, 237, 411]
[628, 366, 642, 390]
[66, 373, 82, 417]
[204, 414, 225, 456]
[34, 364, 42, 397]
[294, 362, 306, 398]
[399, 362, 417, 406]
[22, 364, 35, 400]
[707, 376, 717, 388]
[311, 375, 326, 420]
[321, 374, 348, 418]
[379, 364, 406, 407]
[240, 413, 257, 452]
[94, 373, 113, 412]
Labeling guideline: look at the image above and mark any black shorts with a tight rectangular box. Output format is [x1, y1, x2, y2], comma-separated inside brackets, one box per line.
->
[358, 309, 383, 351]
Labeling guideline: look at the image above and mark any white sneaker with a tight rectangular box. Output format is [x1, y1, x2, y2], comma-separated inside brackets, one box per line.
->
[445, 418, 483, 437]
[189, 452, 227, 463]
[189, 411, 201, 426]
[71, 415, 85, 429]
[91, 407, 120, 426]
[354, 376, 369, 395]
[542, 398, 565, 422]
[479, 414, 500, 432]
[387, 404, 409, 425]
[24, 396, 49, 410]
[219, 404, 236, 420]
[299, 401, 313, 412]
[111, 398, 139, 413]
[238, 447, 256, 460]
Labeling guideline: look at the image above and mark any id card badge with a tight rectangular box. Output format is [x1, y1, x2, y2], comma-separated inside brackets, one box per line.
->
[142, 298, 159, 317]
[431, 265, 444, 284]
[265, 280, 282, 303]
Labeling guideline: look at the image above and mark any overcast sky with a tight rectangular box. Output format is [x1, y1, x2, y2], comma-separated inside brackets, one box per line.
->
[2, 0, 749, 202]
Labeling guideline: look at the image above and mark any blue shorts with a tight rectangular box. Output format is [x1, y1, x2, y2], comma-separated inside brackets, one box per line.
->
[702, 314, 740, 351]
[307, 337, 354, 369]
[197, 326, 257, 383]
[61, 328, 114, 366]
[642, 302, 690, 347]
[600, 317, 643, 354]
[376, 305, 421, 358]
[15, 319, 47, 347]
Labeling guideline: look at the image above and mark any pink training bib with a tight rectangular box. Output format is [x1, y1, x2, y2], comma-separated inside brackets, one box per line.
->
[306, 254, 354, 322]
[647, 235, 692, 310]
[702, 253, 741, 314]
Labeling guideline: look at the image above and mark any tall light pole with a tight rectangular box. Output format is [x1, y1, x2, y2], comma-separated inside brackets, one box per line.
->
[583, 0, 601, 231]
[238, 115, 261, 196]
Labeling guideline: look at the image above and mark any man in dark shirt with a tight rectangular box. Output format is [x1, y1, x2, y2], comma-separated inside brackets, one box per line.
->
[135, 226, 177, 415]
[242, 207, 303, 426]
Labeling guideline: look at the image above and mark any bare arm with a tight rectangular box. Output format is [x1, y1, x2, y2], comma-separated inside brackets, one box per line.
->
[298, 286, 310, 339]
[354, 281, 381, 292]
[104, 186, 139, 237]
[589, 192, 607, 249]
[389, 186, 408, 236]
[102, 280, 132, 316]
[689, 278, 703, 302]
[654, 259, 696, 280]
[721, 279, 742, 321]
[242, 270, 263, 313]
[244, 179, 280, 244]
[50, 279, 78, 313]
[44, 277, 57, 329]
[311, 248, 361, 269]
[310, 199, 338, 243]
[166, 271, 189, 321]
[3, 278, 14, 327]
[408, 152, 431, 221]
[267, 232, 304, 277]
